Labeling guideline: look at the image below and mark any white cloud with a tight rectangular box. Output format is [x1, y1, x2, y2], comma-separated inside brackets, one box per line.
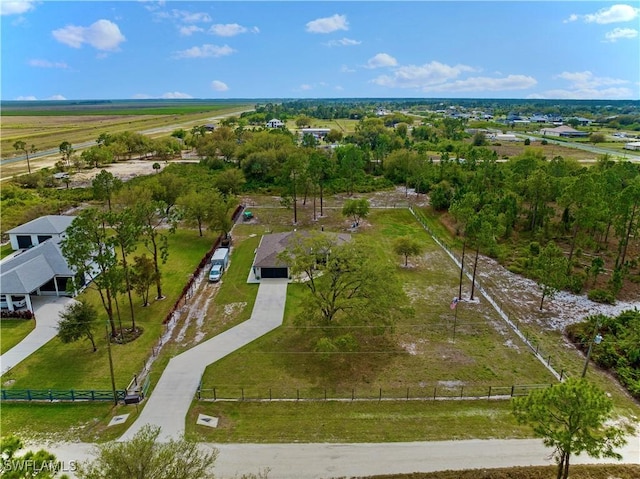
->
[155, 9, 211, 23]
[341, 65, 356, 73]
[299, 84, 313, 91]
[305, 14, 348, 34]
[584, 4, 639, 24]
[48, 94, 67, 100]
[179, 25, 203, 36]
[371, 61, 474, 89]
[173, 44, 235, 59]
[0, 0, 35, 16]
[365, 53, 397, 69]
[211, 80, 229, 91]
[563, 13, 579, 23]
[161, 91, 193, 99]
[132, 93, 153, 99]
[530, 87, 634, 100]
[604, 27, 638, 41]
[555, 71, 627, 89]
[209, 23, 249, 36]
[52, 19, 126, 51]
[427, 75, 537, 93]
[536, 71, 634, 99]
[16, 95, 37, 100]
[325, 37, 361, 47]
[28, 59, 69, 69]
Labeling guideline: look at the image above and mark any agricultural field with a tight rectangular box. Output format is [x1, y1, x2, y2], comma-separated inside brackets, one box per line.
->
[1, 101, 252, 161]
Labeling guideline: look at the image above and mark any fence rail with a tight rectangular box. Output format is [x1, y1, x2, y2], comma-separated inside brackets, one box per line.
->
[0, 388, 127, 402]
[196, 384, 553, 402]
[408, 205, 567, 382]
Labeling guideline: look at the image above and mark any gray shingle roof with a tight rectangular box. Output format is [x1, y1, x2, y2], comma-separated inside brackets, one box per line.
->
[253, 231, 351, 268]
[6, 215, 76, 235]
[0, 240, 74, 294]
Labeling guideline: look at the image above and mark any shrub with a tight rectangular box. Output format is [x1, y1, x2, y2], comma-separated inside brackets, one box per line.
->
[567, 273, 586, 294]
[587, 289, 615, 304]
[0, 310, 34, 319]
[541, 139, 548, 145]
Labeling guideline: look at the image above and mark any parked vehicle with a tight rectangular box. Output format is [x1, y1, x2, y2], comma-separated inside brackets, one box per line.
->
[211, 247, 230, 269]
[209, 264, 223, 282]
[0, 295, 28, 309]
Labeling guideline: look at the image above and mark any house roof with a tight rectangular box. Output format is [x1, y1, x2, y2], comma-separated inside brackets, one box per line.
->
[0, 240, 74, 294]
[541, 125, 580, 134]
[253, 231, 351, 269]
[6, 215, 75, 236]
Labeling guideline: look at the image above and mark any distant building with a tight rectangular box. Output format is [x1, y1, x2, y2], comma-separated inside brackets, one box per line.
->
[300, 128, 331, 139]
[540, 126, 589, 138]
[624, 141, 640, 151]
[266, 118, 284, 128]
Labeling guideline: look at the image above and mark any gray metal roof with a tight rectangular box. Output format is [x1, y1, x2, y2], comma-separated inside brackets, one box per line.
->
[0, 240, 74, 294]
[6, 215, 76, 236]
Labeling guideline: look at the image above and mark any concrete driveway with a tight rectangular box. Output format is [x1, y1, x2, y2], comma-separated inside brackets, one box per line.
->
[0, 295, 73, 376]
[120, 279, 288, 442]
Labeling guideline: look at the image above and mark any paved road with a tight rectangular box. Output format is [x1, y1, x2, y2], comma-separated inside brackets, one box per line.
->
[0, 296, 73, 376]
[31, 435, 640, 479]
[120, 279, 288, 442]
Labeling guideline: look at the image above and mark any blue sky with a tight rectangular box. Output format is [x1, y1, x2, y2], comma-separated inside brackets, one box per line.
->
[1, 1, 639, 100]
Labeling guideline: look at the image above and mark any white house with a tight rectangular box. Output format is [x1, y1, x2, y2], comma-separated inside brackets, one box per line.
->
[1, 215, 80, 312]
[6, 215, 75, 251]
[300, 128, 331, 139]
[266, 118, 284, 128]
[624, 141, 640, 151]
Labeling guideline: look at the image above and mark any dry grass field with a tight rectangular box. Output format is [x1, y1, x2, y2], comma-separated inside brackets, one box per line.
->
[0, 105, 251, 162]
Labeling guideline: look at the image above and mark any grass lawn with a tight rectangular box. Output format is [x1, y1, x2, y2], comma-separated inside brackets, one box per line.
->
[192, 209, 559, 441]
[0, 229, 214, 392]
[0, 319, 35, 354]
[0, 242, 14, 260]
[186, 399, 532, 442]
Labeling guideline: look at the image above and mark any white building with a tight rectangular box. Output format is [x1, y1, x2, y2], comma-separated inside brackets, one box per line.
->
[266, 118, 284, 128]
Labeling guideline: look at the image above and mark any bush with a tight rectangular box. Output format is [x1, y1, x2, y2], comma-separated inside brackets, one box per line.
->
[567, 273, 586, 294]
[541, 139, 548, 145]
[0, 310, 34, 319]
[587, 289, 615, 304]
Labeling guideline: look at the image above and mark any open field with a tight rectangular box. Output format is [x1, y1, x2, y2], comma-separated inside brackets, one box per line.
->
[1, 102, 252, 161]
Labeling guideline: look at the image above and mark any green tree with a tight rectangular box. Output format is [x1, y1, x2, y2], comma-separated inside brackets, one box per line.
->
[214, 168, 246, 196]
[178, 190, 211, 236]
[325, 128, 343, 144]
[61, 209, 120, 337]
[57, 299, 99, 352]
[588, 257, 605, 287]
[13, 140, 37, 174]
[335, 144, 365, 196]
[153, 172, 186, 215]
[152, 162, 161, 173]
[117, 186, 177, 300]
[0, 435, 68, 479]
[535, 241, 568, 311]
[92, 170, 123, 211]
[342, 198, 369, 227]
[76, 425, 217, 479]
[81, 146, 114, 169]
[106, 208, 142, 332]
[512, 378, 627, 479]
[207, 189, 236, 242]
[131, 255, 158, 307]
[393, 236, 423, 267]
[59, 141, 74, 166]
[282, 234, 408, 327]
